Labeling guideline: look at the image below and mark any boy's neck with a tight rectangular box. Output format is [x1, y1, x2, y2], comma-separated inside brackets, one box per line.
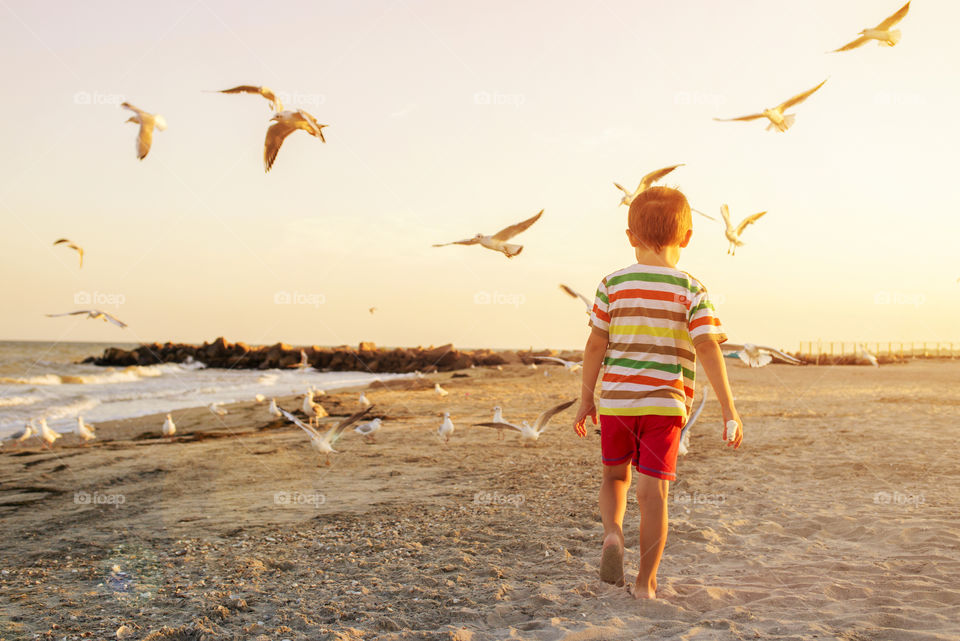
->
[633, 245, 681, 269]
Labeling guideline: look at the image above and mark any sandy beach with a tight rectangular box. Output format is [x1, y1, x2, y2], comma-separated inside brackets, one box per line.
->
[1, 360, 958, 641]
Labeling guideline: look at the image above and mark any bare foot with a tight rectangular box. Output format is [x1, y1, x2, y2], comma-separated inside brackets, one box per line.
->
[599, 533, 624, 586]
[629, 579, 656, 599]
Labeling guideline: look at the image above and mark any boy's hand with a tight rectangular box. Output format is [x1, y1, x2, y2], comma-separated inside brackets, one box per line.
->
[722, 407, 743, 449]
[573, 398, 597, 437]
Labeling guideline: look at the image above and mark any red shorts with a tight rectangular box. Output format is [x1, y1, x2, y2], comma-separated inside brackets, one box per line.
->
[600, 414, 684, 480]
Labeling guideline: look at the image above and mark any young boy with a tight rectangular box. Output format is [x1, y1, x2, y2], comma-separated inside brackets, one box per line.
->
[572, 186, 742, 599]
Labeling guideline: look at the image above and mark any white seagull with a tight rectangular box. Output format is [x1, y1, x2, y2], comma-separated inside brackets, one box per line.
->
[279, 406, 372, 465]
[38, 418, 61, 446]
[715, 79, 827, 133]
[438, 412, 455, 443]
[264, 109, 328, 172]
[162, 414, 176, 437]
[354, 418, 382, 443]
[432, 210, 544, 258]
[121, 102, 167, 160]
[213, 84, 284, 112]
[613, 165, 684, 207]
[268, 398, 283, 418]
[290, 349, 310, 370]
[832, 2, 910, 52]
[46, 310, 128, 328]
[53, 239, 83, 268]
[857, 344, 879, 368]
[533, 356, 583, 373]
[723, 343, 803, 368]
[475, 399, 576, 445]
[302, 390, 328, 426]
[435, 383, 449, 397]
[76, 417, 96, 442]
[254, 394, 266, 403]
[678, 388, 709, 456]
[208, 402, 228, 417]
[359, 392, 372, 408]
[490, 406, 506, 440]
[7, 420, 37, 443]
[559, 283, 592, 314]
[720, 204, 767, 256]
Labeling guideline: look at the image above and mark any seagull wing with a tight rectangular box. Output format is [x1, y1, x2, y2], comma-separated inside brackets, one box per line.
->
[612, 182, 631, 196]
[259, 87, 283, 112]
[218, 85, 264, 96]
[263, 120, 297, 172]
[639, 164, 684, 190]
[691, 208, 717, 222]
[120, 102, 147, 119]
[779, 79, 827, 111]
[279, 407, 322, 439]
[491, 209, 544, 241]
[714, 113, 765, 122]
[100, 311, 128, 328]
[46, 311, 93, 318]
[474, 421, 523, 433]
[533, 399, 577, 432]
[831, 35, 870, 52]
[735, 211, 767, 236]
[720, 204, 733, 228]
[877, 1, 910, 29]
[432, 237, 480, 247]
[679, 387, 709, 442]
[532, 356, 566, 365]
[721, 343, 745, 353]
[756, 345, 804, 365]
[327, 406, 375, 444]
[134, 119, 155, 160]
[559, 284, 592, 310]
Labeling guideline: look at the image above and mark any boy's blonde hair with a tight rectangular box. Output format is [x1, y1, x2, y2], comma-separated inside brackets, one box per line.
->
[628, 186, 692, 253]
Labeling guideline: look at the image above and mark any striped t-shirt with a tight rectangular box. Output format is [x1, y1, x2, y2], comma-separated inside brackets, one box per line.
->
[589, 264, 726, 420]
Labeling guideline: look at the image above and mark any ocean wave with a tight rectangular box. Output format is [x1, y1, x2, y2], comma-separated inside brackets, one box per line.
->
[0, 394, 42, 408]
[42, 397, 101, 421]
[0, 362, 202, 386]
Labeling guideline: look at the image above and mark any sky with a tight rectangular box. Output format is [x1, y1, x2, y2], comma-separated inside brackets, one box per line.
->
[0, 0, 957, 350]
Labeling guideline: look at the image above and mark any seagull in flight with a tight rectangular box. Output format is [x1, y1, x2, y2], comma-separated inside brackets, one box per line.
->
[722, 343, 803, 368]
[264, 109, 328, 172]
[279, 406, 372, 465]
[715, 79, 827, 133]
[533, 356, 582, 373]
[857, 344, 879, 368]
[832, 2, 910, 52]
[559, 284, 591, 314]
[613, 165, 684, 207]
[53, 239, 83, 268]
[213, 84, 284, 112]
[46, 310, 128, 328]
[678, 388, 709, 456]
[475, 399, 576, 445]
[720, 204, 767, 256]
[433, 210, 544, 258]
[121, 102, 167, 160]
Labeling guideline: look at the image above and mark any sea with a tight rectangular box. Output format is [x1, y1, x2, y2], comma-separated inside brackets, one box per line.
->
[0, 341, 407, 439]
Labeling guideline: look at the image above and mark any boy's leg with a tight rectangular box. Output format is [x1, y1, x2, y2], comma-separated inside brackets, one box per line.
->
[633, 473, 670, 599]
[599, 461, 630, 584]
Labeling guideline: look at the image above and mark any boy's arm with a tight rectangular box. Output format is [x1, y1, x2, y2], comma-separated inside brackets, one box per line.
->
[695, 340, 743, 448]
[573, 327, 608, 437]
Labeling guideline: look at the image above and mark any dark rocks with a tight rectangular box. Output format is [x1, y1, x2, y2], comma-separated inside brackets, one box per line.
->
[84, 337, 580, 373]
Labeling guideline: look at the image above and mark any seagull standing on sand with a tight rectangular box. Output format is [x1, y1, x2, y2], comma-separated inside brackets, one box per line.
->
[53, 239, 83, 268]
[7, 421, 37, 443]
[359, 392, 372, 408]
[490, 406, 507, 440]
[720, 205, 767, 256]
[76, 417, 96, 442]
[678, 389, 709, 456]
[213, 85, 284, 111]
[302, 391, 328, 426]
[264, 109, 328, 172]
[475, 400, 576, 445]
[46, 310, 128, 328]
[162, 414, 176, 437]
[354, 418, 382, 443]
[715, 80, 827, 132]
[438, 412, 455, 443]
[268, 398, 282, 418]
[435, 383, 449, 397]
[208, 403, 228, 417]
[254, 394, 266, 403]
[533, 356, 583, 373]
[38, 418, 61, 446]
[279, 406, 373, 465]
[432, 210, 544, 258]
[832, 2, 910, 52]
[121, 102, 166, 160]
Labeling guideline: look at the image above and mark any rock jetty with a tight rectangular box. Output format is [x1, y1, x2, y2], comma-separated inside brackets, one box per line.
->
[83, 337, 583, 373]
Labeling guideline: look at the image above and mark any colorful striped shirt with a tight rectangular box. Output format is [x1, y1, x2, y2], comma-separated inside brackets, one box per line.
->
[589, 264, 726, 420]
